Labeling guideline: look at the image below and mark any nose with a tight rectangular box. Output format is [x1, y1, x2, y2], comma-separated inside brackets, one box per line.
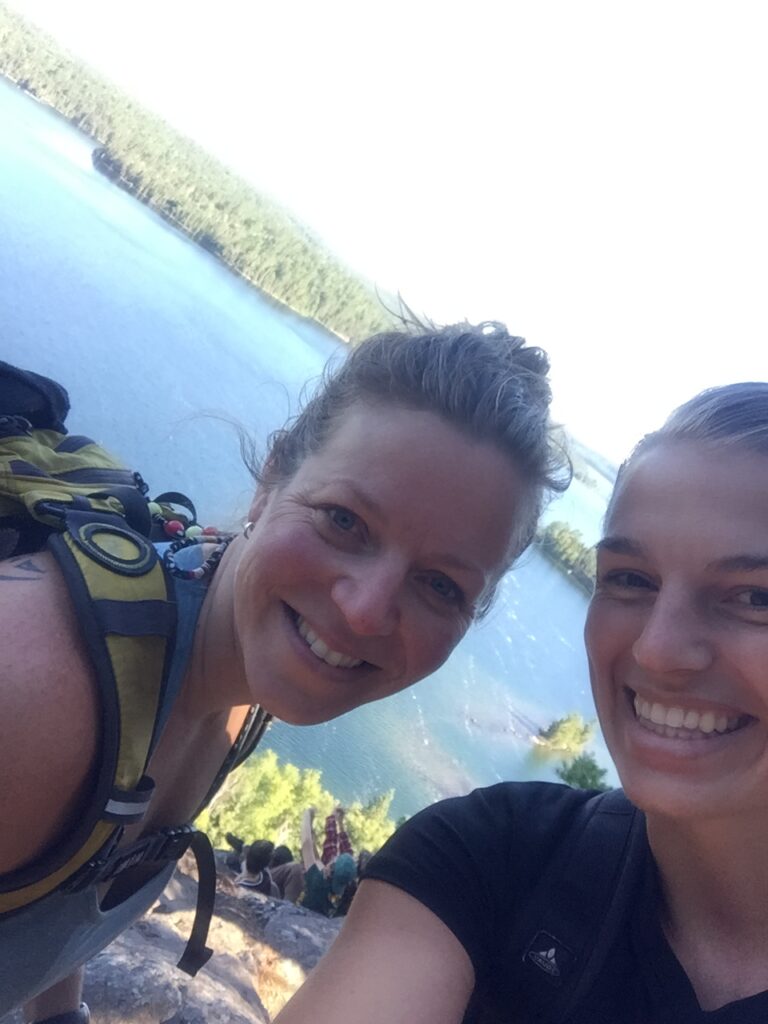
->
[631, 587, 714, 676]
[331, 558, 402, 637]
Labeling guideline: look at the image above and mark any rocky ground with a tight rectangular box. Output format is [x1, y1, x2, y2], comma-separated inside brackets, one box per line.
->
[2, 856, 342, 1024]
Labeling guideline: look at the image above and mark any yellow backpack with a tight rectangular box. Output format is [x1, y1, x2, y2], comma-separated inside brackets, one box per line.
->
[0, 359, 215, 974]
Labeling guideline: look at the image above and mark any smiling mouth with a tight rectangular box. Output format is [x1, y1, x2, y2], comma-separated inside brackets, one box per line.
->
[631, 691, 754, 740]
[290, 610, 365, 669]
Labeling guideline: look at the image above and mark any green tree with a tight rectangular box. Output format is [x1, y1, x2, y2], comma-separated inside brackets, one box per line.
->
[556, 752, 610, 791]
[537, 713, 595, 753]
[344, 791, 397, 852]
[0, 5, 397, 341]
[536, 521, 596, 594]
[196, 749, 396, 853]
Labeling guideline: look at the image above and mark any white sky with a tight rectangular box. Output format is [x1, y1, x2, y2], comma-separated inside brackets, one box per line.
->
[7, 0, 768, 461]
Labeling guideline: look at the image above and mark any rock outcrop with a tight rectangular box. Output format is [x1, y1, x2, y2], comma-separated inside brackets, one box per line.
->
[2, 857, 342, 1023]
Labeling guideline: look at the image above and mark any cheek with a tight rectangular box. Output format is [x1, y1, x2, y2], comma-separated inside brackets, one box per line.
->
[411, 616, 470, 677]
[584, 601, 623, 700]
[239, 524, 320, 591]
[584, 602, 603, 667]
[585, 598, 636, 663]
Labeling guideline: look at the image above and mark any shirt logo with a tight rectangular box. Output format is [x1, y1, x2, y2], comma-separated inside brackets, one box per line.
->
[523, 930, 576, 988]
[527, 946, 560, 977]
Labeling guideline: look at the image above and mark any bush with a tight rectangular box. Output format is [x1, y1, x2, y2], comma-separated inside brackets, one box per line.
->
[556, 752, 610, 791]
[537, 713, 595, 754]
[196, 749, 396, 853]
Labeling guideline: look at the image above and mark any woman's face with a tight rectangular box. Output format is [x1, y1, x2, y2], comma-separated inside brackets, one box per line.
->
[232, 402, 527, 724]
[586, 441, 768, 821]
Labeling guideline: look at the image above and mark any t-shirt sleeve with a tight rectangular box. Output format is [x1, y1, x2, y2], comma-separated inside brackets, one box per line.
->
[364, 783, 521, 973]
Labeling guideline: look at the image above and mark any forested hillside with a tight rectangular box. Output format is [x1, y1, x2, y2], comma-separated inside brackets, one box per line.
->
[0, 4, 397, 341]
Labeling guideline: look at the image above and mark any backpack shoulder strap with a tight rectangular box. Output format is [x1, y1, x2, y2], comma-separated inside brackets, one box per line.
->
[0, 508, 177, 913]
[491, 788, 646, 1023]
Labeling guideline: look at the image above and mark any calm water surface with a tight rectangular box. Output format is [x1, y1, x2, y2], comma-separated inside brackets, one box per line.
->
[0, 80, 616, 816]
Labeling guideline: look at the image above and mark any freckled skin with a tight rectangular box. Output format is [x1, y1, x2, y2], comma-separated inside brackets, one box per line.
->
[586, 442, 768, 822]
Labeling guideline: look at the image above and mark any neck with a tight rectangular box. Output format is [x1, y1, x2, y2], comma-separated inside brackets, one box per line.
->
[647, 809, 768, 1008]
[179, 535, 251, 716]
[651, 806, 768, 1007]
[649, 811, 768, 938]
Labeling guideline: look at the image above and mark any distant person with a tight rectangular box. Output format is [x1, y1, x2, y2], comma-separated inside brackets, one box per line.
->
[270, 845, 294, 868]
[236, 840, 279, 897]
[270, 807, 357, 915]
[274, 383, 768, 1023]
[270, 844, 303, 902]
[299, 807, 357, 918]
[224, 831, 247, 873]
[335, 847, 374, 918]
[0, 321, 569, 1018]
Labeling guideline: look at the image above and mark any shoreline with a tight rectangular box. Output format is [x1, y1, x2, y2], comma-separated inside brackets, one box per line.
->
[534, 540, 594, 597]
[0, 7, 395, 341]
[89, 144, 349, 349]
[3, 67, 348, 350]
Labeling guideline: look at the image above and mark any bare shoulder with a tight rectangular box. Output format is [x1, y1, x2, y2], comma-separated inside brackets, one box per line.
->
[0, 551, 99, 873]
[274, 880, 474, 1024]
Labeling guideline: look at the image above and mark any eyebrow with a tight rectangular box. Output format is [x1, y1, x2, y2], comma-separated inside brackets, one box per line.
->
[338, 480, 384, 518]
[707, 555, 768, 573]
[595, 536, 645, 557]
[435, 553, 486, 579]
[597, 537, 768, 575]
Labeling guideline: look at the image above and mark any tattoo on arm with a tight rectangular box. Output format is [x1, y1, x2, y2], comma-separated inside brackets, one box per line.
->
[0, 557, 46, 581]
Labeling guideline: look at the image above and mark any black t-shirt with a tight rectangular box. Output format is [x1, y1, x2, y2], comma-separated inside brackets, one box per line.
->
[366, 782, 768, 1023]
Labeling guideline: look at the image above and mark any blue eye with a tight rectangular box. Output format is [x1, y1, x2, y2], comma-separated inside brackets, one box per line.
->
[327, 507, 358, 532]
[426, 574, 462, 603]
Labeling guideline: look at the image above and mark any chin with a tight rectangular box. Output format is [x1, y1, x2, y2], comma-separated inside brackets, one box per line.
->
[259, 689, 358, 727]
[617, 767, 739, 824]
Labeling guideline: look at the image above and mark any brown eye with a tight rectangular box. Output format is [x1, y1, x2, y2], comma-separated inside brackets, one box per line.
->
[603, 571, 654, 591]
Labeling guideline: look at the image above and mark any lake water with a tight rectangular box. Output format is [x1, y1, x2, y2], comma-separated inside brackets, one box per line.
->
[0, 78, 616, 817]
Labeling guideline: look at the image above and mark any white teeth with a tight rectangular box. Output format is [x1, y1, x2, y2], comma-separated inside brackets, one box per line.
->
[699, 711, 715, 734]
[310, 637, 330, 659]
[296, 616, 363, 669]
[633, 694, 747, 738]
[665, 707, 684, 728]
[683, 709, 699, 730]
[650, 703, 667, 725]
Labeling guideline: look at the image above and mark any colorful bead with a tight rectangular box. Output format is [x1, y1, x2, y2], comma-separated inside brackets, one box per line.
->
[164, 519, 185, 538]
[202, 525, 219, 536]
[162, 535, 234, 582]
[148, 501, 162, 517]
[185, 525, 204, 539]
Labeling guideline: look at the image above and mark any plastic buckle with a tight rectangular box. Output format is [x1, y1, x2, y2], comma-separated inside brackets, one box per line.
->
[152, 825, 196, 862]
[61, 829, 124, 893]
[101, 826, 195, 881]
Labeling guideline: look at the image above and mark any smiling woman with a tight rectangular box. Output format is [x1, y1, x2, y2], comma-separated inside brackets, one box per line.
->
[0, 320, 569, 1019]
[229, 404, 528, 724]
[272, 381, 768, 1024]
[588, 384, 768, 824]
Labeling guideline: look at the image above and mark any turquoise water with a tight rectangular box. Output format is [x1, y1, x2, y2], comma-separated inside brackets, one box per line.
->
[1, 78, 615, 817]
